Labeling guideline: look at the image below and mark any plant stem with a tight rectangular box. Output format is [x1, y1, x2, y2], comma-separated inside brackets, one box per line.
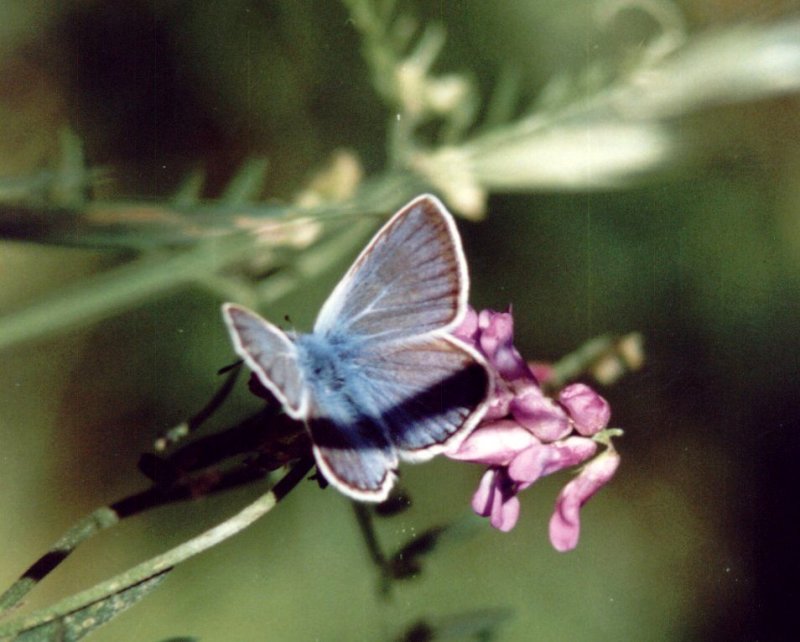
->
[0, 507, 120, 615]
[0, 457, 314, 638]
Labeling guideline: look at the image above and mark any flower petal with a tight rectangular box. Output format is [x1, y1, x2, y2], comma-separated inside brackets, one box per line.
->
[477, 309, 533, 381]
[447, 419, 538, 466]
[559, 383, 611, 436]
[471, 468, 499, 517]
[490, 493, 520, 532]
[510, 384, 571, 442]
[549, 449, 621, 552]
[452, 305, 479, 343]
[507, 444, 548, 486]
[484, 385, 514, 420]
[470, 468, 521, 532]
[508, 437, 597, 486]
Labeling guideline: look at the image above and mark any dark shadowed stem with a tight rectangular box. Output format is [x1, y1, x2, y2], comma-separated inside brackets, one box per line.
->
[0, 508, 120, 615]
[351, 503, 393, 596]
[0, 459, 281, 616]
[0, 366, 261, 616]
[0, 457, 314, 637]
[153, 362, 243, 452]
[351, 503, 386, 567]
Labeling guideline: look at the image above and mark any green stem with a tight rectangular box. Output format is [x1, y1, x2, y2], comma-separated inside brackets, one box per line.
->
[0, 233, 247, 352]
[544, 333, 641, 392]
[0, 172, 426, 353]
[0, 508, 120, 615]
[0, 457, 314, 637]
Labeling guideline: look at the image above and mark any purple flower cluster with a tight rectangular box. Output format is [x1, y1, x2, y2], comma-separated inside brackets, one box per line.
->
[448, 308, 620, 552]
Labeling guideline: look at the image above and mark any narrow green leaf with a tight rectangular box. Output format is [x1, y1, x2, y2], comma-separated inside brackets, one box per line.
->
[172, 169, 206, 208]
[482, 65, 522, 128]
[222, 159, 269, 205]
[9, 572, 169, 642]
[51, 129, 88, 208]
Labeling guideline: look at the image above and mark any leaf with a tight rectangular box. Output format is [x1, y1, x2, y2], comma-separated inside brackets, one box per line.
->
[374, 490, 412, 517]
[9, 572, 169, 642]
[172, 168, 206, 208]
[388, 526, 444, 579]
[222, 159, 269, 205]
[387, 513, 485, 581]
[397, 608, 515, 641]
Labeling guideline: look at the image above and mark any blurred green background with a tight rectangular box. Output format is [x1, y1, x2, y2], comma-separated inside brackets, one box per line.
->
[1, 1, 799, 640]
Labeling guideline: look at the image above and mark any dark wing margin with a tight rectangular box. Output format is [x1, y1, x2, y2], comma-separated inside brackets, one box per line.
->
[308, 412, 398, 502]
[354, 336, 492, 460]
[221, 303, 307, 418]
[313, 195, 469, 342]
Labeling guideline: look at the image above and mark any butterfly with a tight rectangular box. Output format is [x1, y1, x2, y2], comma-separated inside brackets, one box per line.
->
[222, 194, 492, 501]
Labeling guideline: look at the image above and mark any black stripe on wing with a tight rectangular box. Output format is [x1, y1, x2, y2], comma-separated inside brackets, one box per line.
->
[355, 336, 491, 459]
[308, 412, 398, 501]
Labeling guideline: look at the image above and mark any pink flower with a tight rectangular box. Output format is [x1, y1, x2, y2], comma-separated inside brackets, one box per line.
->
[453, 306, 479, 342]
[510, 383, 571, 441]
[471, 468, 520, 532]
[474, 308, 533, 382]
[507, 436, 598, 487]
[448, 419, 537, 467]
[448, 307, 621, 551]
[559, 383, 611, 436]
[549, 449, 621, 552]
[455, 307, 533, 383]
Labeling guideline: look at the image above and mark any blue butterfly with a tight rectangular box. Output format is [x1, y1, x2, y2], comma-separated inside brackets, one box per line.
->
[222, 195, 491, 501]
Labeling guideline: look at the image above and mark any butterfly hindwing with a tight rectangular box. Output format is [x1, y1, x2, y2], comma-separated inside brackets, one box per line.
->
[222, 303, 307, 418]
[354, 336, 491, 460]
[313, 195, 468, 341]
[308, 411, 398, 501]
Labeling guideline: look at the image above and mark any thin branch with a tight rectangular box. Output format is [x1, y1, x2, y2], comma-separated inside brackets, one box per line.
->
[0, 508, 120, 615]
[153, 362, 243, 452]
[351, 502, 397, 597]
[543, 332, 644, 393]
[0, 454, 272, 616]
[0, 172, 427, 353]
[0, 400, 305, 615]
[0, 457, 315, 638]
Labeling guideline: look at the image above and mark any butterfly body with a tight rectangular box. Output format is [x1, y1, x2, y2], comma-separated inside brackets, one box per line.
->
[294, 332, 385, 431]
[295, 331, 361, 401]
[223, 195, 491, 501]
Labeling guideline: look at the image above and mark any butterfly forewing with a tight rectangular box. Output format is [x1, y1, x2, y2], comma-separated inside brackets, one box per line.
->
[313, 195, 468, 342]
[222, 304, 307, 418]
[354, 336, 491, 459]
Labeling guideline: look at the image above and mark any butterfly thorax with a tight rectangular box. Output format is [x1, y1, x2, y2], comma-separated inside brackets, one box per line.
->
[294, 331, 370, 420]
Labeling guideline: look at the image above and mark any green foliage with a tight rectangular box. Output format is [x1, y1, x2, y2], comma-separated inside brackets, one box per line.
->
[7, 574, 168, 642]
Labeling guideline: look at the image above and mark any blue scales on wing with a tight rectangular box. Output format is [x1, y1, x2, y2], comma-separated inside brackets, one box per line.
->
[296, 332, 399, 500]
[313, 195, 468, 342]
[222, 303, 308, 418]
[307, 412, 398, 500]
[298, 332, 490, 500]
[354, 336, 491, 460]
